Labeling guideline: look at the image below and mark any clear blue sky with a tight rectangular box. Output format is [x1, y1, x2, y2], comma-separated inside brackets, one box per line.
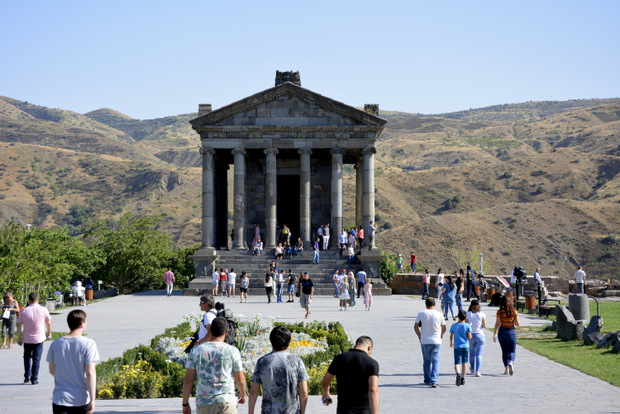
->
[1, 1, 619, 120]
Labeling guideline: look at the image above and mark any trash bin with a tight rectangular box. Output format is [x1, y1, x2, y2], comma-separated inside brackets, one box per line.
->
[526, 296, 536, 310]
[85, 290, 93, 300]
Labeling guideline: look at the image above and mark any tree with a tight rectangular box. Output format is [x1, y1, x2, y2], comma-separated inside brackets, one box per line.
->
[83, 214, 174, 294]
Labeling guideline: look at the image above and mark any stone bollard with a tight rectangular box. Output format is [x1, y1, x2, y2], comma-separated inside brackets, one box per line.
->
[583, 316, 604, 346]
[556, 305, 578, 341]
[568, 293, 590, 321]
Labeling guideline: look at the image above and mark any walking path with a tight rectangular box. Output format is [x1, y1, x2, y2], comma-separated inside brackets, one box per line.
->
[1, 291, 619, 413]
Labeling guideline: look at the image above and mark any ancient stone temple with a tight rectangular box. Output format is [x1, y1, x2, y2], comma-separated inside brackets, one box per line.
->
[190, 71, 386, 282]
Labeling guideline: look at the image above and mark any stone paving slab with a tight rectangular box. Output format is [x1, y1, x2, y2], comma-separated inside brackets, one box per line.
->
[1, 291, 619, 413]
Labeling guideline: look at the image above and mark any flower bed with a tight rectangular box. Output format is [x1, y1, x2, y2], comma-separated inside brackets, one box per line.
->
[97, 314, 349, 399]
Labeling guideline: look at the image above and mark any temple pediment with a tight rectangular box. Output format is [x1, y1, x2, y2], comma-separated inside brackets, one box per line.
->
[190, 82, 387, 132]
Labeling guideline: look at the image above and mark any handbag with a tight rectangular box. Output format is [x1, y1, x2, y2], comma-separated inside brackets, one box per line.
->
[2, 309, 10, 319]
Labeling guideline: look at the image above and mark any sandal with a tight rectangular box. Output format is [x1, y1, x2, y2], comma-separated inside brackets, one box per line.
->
[7, 345, 12, 349]
[0, 345, 6, 349]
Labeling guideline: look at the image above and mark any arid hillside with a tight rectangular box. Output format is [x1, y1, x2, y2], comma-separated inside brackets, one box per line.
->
[0, 96, 618, 279]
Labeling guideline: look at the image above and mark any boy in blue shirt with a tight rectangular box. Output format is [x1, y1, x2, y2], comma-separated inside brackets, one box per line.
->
[450, 310, 472, 386]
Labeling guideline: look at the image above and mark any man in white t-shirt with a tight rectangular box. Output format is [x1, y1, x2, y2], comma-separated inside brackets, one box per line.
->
[574, 266, 586, 294]
[227, 269, 237, 298]
[414, 297, 446, 388]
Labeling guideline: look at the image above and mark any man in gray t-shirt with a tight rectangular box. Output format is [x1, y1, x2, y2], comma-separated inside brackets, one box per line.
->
[47, 310, 100, 413]
[249, 325, 309, 414]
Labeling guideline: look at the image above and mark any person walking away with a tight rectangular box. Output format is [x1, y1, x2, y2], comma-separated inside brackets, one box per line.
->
[466, 299, 486, 376]
[414, 297, 445, 388]
[455, 271, 464, 312]
[249, 325, 309, 414]
[240, 272, 249, 303]
[312, 238, 320, 264]
[264, 273, 274, 304]
[219, 269, 228, 296]
[1, 291, 20, 349]
[299, 273, 314, 319]
[574, 266, 586, 294]
[228, 269, 237, 298]
[493, 295, 520, 375]
[321, 336, 379, 414]
[421, 270, 430, 300]
[73, 281, 86, 306]
[410, 252, 416, 273]
[47, 309, 99, 414]
[182, 317, 247, 414]
[442, 276, 456, 321]
[356, 268, 367, 299]
[287, 270, 296, 303]
[339, 276, 349, 311]
[17, 292, 51, 384]
[164, 267, 175, 297]
[450, 310, 472, 387]
[364, 279, 373, 311]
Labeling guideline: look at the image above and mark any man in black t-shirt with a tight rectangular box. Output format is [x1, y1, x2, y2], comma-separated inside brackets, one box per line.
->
[321, 336, 379, 414]
[299, 272, 314, 318]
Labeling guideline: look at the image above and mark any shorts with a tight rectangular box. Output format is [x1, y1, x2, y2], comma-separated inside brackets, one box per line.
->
[397, 264, 402, 269]
[287, 284, 295, 293]
[300, 293, 311, 308]
[454, 347, 469, 364]
[240, 288, 247, 293]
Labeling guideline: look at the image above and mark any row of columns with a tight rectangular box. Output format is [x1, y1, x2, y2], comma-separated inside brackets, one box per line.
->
[199, 146, 375, 250]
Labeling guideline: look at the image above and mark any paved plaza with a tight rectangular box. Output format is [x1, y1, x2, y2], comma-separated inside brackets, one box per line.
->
[1, 291, 619, 413]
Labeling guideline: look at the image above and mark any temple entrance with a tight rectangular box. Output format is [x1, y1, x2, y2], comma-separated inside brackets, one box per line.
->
[277, 175, 300, 243]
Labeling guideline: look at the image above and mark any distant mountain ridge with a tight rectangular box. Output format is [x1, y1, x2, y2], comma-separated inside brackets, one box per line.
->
[0, 95, 618, 279]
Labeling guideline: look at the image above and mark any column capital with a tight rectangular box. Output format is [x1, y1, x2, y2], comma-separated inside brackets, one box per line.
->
[297, 148, 313, 156]
[264, 147, 279, 156]
[199, 147, 215, 155]
[362, 146, 376, 155]
[330, 146, 344, 155]
[232, 148, 247, 156]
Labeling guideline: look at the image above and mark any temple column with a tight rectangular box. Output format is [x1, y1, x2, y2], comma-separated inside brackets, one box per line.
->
[362, 146, 376, 249]
[331, 147, 343, 248]
[298, 148, 312, 246]
[264, 148, 278, 248]
[200, 147, 215, 248]
[232, 148, 247, 250]
[355, 157, 363, 240]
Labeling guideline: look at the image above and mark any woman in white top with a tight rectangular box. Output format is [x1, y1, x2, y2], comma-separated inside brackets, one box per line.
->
[339, 277, 349, 311]
[264, 273, 274, 304]
[465, 299, 487, 376]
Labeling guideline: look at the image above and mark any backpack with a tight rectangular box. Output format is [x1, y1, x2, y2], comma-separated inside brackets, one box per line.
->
[217, 308, 238, 346]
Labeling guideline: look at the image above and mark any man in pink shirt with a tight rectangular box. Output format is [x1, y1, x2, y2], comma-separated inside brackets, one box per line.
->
[164, 267, 176, 297]
[17, 292, 51, 385]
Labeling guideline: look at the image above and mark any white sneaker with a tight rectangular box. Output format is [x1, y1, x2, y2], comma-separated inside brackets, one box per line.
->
[475, 372, 481, 377]
[339, 307, 343, 311]
[508, 362, 514, 376]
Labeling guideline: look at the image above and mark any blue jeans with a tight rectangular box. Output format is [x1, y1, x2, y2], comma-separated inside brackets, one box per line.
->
[23, 342, 44, 382]
[333, 281, 339, 297]
[456, 293, 463, 312]
[421, 343, 441, 385]
[576, 283, 584, 294]
[422, 283, 429, 299]
[411, 263, 416, 273]
[313, 250, 319, 264]
[498, 327, 516, 367]
[444, 299, 455, 319]
[469, 332, 485, 373]
[276, 284, 283, 302]
[348, 255, 354, 265]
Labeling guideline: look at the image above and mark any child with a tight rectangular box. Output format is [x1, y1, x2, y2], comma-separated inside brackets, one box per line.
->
[450, 309, 472, 386]
[363, 279, 373, 311]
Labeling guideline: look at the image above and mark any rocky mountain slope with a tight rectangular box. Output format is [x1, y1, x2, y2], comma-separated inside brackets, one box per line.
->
[0, 95, 618, 279]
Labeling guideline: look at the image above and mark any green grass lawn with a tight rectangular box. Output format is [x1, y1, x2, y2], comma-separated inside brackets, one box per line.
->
[517, 300, 620, 387]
